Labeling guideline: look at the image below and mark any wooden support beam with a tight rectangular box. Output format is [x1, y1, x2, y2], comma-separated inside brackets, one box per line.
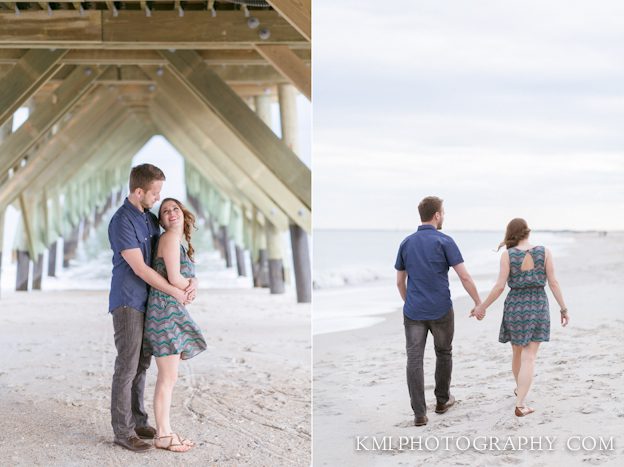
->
[46, 112, 145, 193]
[18, 194, 37, 260]
[38, 63, 285, 85]
[0, 49, 67, 127]
[16, 249, 29, 291]
[147, 114, 252, 214]
[0, 88, 118, 208]
[48, 240, 58, 277]
[266, 0, 311, 41]
[0, 49, 311, 66]
[0, 11, 306, 49]
[278, 83, 310, 303]
[32, 253, 44, 290]
[254, 45, 311, 100]
[38, 112, 151, 200]
[149, 112, 282, 234]
[0, 65, 105, 181]
[143, 65, 309, 230]
[147, 104, 254, 213]
[158, 50, 310, 210]
[266, 220, 285, 294]
[148, 87, 294, 231]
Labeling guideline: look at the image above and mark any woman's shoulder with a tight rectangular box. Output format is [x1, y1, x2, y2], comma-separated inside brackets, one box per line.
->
[159, 231, 181, 249]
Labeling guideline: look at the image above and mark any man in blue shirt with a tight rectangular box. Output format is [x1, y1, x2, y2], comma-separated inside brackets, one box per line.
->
[108, 164, 197, 451]
[395, 196, 481, 426]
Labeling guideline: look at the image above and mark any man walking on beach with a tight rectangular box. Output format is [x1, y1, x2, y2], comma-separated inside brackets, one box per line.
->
[395, 196, 481, 426]
[108, 163, 196, 451]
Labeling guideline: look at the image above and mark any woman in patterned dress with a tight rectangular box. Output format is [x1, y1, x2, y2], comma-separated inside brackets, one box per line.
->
[472, 219, 569, 417]
[143, 198, 207, 452]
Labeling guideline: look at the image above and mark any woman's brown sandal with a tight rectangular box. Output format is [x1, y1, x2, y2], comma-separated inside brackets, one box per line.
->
[154, 433, 192, 452]
[179, 435, 195, 447]
[515, 406, 535, 417]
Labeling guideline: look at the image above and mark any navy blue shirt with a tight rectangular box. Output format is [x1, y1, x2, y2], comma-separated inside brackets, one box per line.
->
[395, 225, 464, 320]
[108, 198, 161, 313]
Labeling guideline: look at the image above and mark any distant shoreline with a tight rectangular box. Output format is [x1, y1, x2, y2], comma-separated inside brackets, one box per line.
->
[314, 228, 621, 234]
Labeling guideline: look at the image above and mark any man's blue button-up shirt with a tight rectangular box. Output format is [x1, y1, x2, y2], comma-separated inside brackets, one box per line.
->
[395, 225, 464, 320]
[108, 198, 161, 313]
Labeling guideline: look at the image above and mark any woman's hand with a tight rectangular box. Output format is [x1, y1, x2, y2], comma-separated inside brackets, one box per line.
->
[561, 311, 569, 327]
[185, 277, 198, 303]
[171, 288, 188, 305]
[470, 304, 486, 320]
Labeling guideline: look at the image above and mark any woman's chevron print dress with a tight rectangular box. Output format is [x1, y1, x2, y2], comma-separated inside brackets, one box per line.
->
[143, 244, 206, 359]
[499, 246, 550, 346]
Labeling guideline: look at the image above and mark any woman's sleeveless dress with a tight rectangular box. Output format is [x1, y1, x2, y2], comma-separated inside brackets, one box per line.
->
[498, 246, 550, 346]
[143, 243, 206, 359]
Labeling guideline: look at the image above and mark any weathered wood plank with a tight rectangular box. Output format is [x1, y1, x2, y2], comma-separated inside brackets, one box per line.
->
[38, 63, 286, 84]
[149, 102, 291, 231]
[143, 63, 310, 231]
[0, 48, 67, 127]
[0, 64, 105, 179]
[255, 45, 310, 99]
[159, 50, 311, 210]
[0, 11, 307, 48]
[0, 88, 116, 208]
[0, 11, 101, 43]
[0, 49, 311, 66]
[266, 0, 311, 41]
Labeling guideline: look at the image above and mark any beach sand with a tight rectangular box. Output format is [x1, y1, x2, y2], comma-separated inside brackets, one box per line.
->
[0, 287, 310, 466]
[313, 233, 624, 466]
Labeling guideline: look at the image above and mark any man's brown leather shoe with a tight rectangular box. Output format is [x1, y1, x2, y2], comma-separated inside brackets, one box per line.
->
[135, 425, 157, 439]
[114, 435, 153, 452]
[435, 395, 456, 414]
[414, 415, 428, 426]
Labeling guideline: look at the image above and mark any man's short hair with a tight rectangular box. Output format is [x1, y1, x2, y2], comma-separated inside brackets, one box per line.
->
[129, 164, 165, 192]
[418, 196, 444, 222]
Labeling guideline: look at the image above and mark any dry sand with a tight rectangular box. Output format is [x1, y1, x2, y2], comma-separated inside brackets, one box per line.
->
[0, 287, 310, 466]
[313, 233, 624, 466]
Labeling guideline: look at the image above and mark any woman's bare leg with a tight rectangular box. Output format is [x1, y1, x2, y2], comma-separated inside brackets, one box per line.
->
[512, 344, 522, 388]
[154, 354, 189, 452]
[515, 341, 540, 408]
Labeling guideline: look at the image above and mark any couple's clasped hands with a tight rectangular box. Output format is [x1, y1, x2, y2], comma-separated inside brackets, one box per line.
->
[172, 277, 198, 305]
[470, 303, 487, 321]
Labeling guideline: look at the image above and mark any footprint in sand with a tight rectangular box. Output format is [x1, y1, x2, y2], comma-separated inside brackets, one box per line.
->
[494, 416, 521, 431]
[395, 419, 417, 428]
[578, 405, 603, 415]
[583, 455, 611, 465]
[497, 454, 523, 464]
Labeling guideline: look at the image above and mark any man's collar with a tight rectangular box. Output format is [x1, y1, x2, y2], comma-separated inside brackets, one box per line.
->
[418, 224, 436, 231]
[124, 197, 145, 216]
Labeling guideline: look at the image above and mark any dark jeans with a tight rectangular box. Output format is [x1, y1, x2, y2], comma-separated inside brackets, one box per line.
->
[404, 309, 454, 417]
[111, 306, 152, 438]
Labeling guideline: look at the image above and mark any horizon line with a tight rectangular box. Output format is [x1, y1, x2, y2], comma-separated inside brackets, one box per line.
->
[314, 228, 622, 233]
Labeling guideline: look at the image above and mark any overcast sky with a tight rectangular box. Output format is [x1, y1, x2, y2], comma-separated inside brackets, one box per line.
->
[313, 0, 624, 230]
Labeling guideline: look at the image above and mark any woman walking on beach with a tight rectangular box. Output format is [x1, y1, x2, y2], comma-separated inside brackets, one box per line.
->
[143, 198, 207, 452]
[472, 218, 569, 417]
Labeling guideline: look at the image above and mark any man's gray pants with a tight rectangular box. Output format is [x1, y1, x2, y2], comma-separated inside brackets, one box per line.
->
[110, 306, 152, 438]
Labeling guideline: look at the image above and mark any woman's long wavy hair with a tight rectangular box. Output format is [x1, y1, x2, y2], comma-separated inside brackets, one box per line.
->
[497, 218, 531, 251]
[159, 198, 197, 261]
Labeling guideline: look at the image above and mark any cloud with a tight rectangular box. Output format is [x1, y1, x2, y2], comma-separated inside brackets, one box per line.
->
[313, 0, 624, 230]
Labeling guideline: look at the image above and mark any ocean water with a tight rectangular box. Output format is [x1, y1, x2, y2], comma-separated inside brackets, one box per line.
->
[313, 229, 577, 335]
